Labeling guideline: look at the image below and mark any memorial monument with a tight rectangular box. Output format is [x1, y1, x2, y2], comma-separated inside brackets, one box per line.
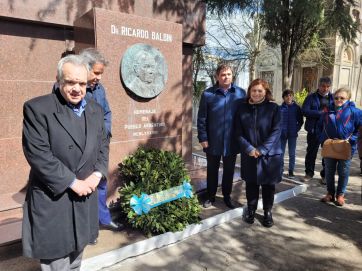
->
[0, 0, 205, 244]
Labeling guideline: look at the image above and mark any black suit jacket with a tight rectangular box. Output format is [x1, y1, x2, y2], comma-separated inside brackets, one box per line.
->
[22, 91, 109, 259]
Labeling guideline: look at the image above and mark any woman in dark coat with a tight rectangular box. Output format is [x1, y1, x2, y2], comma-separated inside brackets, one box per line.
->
[235, 78, 282, 227]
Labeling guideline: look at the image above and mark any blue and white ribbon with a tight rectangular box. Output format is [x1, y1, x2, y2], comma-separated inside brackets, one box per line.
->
[130, 193, 152, 215]
[130, 180, 194, 215]
[182, 181, 193, 198]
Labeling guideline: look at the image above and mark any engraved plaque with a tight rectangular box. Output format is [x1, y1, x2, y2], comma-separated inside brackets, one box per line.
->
[121, 43, 168, 98]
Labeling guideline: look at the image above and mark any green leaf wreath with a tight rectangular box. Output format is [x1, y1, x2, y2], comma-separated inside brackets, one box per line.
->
[118, 148, 201, 236]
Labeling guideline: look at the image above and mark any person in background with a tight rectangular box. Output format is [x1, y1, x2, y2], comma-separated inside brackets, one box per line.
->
[22, 55, 109, 270]
[79, 48, 124, 236]
[197, 64, 246, 209]
[279, 89, 304, 178]
[302, 77, 334, 183]
[318, 87, 362, 206]
[235, 78, 282, 227]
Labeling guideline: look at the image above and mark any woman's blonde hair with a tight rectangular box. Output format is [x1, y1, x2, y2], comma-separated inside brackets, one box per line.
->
[334, 87, 351, 100]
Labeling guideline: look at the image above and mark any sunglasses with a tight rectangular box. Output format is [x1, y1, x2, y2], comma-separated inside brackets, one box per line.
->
[334, 96, 347, 101]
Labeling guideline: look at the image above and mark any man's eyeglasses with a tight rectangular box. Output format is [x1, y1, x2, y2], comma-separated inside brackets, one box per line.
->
[334, 96, 347, 101]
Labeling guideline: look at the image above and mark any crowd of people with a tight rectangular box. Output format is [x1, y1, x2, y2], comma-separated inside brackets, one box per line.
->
[197, 64, 362, 228]
[21, 53, 361, 270]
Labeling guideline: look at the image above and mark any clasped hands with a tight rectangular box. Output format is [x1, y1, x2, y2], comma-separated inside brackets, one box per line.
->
[200, 141, 208, 148]
[70, 173, 101, 197]
[248, 148, 261, 158]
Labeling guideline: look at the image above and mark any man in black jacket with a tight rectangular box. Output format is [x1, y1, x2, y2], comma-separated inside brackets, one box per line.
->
[22, 55, 109, 270]
[302, 77, 334, 183]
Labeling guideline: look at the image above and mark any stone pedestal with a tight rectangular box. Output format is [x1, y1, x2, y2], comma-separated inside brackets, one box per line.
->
[75, 8, 184, 199]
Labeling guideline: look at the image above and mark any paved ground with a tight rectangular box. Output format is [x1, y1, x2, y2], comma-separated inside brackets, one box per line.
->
[0, 130, 361, 271]
[103, 130, 362, 271]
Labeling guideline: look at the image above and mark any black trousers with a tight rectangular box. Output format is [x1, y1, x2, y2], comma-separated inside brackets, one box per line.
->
[206, 153, 237, 199]
[305, 132, 325, 177]
[245, 181, 275, 211]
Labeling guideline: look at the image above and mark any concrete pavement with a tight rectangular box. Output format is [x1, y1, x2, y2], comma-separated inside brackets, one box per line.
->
[101, 130, 362, 271]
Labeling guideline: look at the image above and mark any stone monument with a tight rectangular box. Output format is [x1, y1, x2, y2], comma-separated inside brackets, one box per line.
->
[74, 9, 184, 201]
[0, 1, 205, 244]
[121, 43, 168, 99]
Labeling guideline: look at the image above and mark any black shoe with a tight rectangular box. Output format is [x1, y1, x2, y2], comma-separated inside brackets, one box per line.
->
[262, 210, 274, 228]
[243, 208, 255, 224]
[100, 221, 124, 231]
[89, 238, 98, 245]
[319, 177, 326, 185]
[203, 197, 215, 208]
[288, 171, 295, 179]
[223, 197, 235, 209]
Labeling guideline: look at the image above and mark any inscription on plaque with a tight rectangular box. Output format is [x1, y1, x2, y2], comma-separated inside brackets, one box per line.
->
[121, 43, 168, 98]
[124, 108, 166, 138]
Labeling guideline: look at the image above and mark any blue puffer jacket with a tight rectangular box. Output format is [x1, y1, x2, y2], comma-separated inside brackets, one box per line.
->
[197, 83, 246, 156]
[317, 101, 362, 156]
[280, 102, 304, 138]
[302, 91, 334, 133]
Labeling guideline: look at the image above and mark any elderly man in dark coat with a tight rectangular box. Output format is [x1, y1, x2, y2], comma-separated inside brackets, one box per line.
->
[22, 55, 109, 270]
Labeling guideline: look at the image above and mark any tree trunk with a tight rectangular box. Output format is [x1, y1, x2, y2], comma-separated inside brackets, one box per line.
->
[281, 45, 294, 90]
[249, 54, 256, 83]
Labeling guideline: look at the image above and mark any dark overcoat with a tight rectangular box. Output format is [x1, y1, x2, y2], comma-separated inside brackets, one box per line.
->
[235, 99, 282, 185]
[22, 91, 109, 259]
[302, 91, 334, 134]
[197, 84, 246, 156]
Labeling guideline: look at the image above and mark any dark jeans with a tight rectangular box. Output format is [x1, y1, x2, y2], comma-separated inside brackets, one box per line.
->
[206, 153, 237, 199]
[305, 132, 325, 177]
[281, 136, 297, 173]
[245, 181, 275, 211]
[325, 158, 351, 196]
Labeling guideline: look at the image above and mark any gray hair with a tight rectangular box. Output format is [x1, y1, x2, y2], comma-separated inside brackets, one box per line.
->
[79, 48, 108, 70]
[319, 76, 332, 86]
[57, 54, 89, 83]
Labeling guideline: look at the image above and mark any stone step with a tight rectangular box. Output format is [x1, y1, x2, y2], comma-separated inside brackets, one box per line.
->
[0, 192, 24, 244]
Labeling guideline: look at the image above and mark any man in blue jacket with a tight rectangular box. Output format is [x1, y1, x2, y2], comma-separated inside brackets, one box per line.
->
[302, 77, 334, 182]
[80, 48, 124, 237]
[197, 64, 246, 208]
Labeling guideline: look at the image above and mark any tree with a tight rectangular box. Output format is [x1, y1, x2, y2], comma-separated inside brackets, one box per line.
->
[206, 1, 265, 83]
[205, 0, 359, 89]
[192, 47, 206, 102]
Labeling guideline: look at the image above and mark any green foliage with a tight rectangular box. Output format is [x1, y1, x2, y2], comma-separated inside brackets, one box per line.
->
[294, 88, 309, 106]
[118, 148, 201, 236]
[194, 81, 206, 101]
[263, 0, 324, 48]
[324, 0, 359, 44]
[204, 0, 359, 89]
